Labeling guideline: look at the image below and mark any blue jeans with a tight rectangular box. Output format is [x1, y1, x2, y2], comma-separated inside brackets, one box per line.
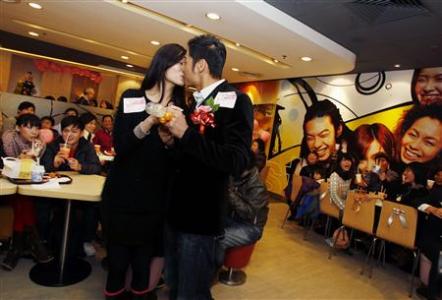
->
[165, 228, 220, 300]
[217, 217, 262, 266]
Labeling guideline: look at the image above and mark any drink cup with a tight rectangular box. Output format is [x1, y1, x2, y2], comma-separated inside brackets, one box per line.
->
[60, 143, 70, 157]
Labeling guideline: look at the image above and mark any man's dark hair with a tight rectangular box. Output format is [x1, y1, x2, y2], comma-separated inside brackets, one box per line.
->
[79, 112, 97, 126]
[61, 116, 84, 131]
[188, 35, 226, 79]
[17, 101, 35, 112]
[64, 107, 78, 116]
[303, 99, 342, 133]
[41, 116, 55, 126]
[102, 114, 113, 122]
[57, 96, 68, 102]
[45, 95, 55, 100]
[16, 113, 40, 128]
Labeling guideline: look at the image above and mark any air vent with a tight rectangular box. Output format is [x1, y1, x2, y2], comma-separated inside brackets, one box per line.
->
[345, 0, 429, 24]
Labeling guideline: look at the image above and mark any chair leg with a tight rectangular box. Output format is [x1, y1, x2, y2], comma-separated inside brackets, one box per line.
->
[408, 249, 420, 298]
[324, 216, 331, 239]
[376, 240, 385, 267]
[281, 205, 292, 229]
[361, 237, 377, 276]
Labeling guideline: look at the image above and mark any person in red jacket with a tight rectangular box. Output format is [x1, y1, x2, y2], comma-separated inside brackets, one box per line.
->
[93, 115, 114, 154]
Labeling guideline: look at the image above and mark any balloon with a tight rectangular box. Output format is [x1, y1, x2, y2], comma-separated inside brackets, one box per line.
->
[39, 129, 54, 144]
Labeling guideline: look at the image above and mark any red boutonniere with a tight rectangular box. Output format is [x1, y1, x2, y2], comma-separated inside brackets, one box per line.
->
[190, 97, 219, 135]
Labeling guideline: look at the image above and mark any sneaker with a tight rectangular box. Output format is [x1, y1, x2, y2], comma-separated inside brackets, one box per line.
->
[83, 242, 96, 257]
[1, 249, 21, 271]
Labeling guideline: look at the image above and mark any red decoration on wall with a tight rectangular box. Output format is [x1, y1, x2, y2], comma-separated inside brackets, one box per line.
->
[34, 59, 103, 83]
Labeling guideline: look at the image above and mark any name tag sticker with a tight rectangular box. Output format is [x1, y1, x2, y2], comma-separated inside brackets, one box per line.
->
[123, 97, 145, 113]
[214, 92, 237, 109]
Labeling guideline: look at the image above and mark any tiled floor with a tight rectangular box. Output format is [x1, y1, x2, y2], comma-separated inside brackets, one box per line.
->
[0, 202, 421, 300]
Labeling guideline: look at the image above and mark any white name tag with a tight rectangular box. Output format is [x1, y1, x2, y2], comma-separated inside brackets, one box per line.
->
[123, 97, 145, 113]
[214, 92, 237, 109]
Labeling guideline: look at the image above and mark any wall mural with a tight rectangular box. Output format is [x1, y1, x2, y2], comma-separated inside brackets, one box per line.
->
[238, 67, 442, 195]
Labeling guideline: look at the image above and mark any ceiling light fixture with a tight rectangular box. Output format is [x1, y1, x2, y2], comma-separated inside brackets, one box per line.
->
[235, 43, 240, 47]
[301, 56, 312, 62]
[273, 59, 279, 63]
[121, 0, 128, 3]
[206, 12, 221, 20]
[28, 2, 42, 9]
[150, 40, 160, 46]
[121, 55, 129, 60]
[28, 31, 39, 37]
[394, 64, 401, 68]
[231, 68, 239, 72]
[126, 64, 134, 68]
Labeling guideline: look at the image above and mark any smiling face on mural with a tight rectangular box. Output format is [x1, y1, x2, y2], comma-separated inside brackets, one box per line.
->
[400, 116, 442, 164]
[304, 116, 337, 162]
[414, 67, 442, 105]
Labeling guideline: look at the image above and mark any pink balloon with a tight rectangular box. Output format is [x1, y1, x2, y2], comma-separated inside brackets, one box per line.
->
[39, 129, 54, 144]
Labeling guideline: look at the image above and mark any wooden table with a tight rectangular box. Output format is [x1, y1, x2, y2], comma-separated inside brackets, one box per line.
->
[0, 177, 17, 196]
[18, 172, 105, 287]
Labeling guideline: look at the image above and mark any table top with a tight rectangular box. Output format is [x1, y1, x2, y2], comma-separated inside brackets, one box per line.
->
[17, 172, 105, 202]
[0, 177, 17, 196]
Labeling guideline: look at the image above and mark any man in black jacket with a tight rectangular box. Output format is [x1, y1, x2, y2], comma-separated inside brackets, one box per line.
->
[163, 35, 253, 300]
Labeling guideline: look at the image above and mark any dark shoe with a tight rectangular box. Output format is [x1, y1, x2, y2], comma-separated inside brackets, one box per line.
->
[1, 249, 21, 271]
[26, 227, 53, 263]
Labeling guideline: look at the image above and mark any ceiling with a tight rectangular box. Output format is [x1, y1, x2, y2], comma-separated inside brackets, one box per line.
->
[0, 0, 355, 82]
[265, 0, 442, 73]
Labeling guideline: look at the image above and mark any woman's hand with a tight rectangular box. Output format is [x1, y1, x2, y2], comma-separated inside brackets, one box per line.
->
[67, 158, 82, 171]
[139, 115, 159, 134]
[158, 125, 175, 147]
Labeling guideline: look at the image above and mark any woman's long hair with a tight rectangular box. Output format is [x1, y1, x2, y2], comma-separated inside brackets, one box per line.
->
[354, 123, 396, 163]
[140, 43, 186, 108]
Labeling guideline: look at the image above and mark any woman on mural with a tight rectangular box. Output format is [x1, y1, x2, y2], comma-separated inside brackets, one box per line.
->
[395, 103, 442, 174]
[411, 67, 442, 105]
[353, 123, 397, 170]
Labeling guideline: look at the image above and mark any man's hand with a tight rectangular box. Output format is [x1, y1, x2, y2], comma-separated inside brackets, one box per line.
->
[53, 154, 65, 168]
[166, 111, 189, 139]
[427, 206, 442, 219]
[158, 125, 175, 147]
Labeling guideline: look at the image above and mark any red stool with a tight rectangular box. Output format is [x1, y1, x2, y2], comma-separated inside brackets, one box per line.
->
[219, 243, 255, 286]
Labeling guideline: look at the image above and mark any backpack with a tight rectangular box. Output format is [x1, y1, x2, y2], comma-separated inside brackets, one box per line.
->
[226, 167, 269, 229]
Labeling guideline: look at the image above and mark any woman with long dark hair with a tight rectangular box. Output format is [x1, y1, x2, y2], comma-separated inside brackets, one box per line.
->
[101, 44, 186, 299]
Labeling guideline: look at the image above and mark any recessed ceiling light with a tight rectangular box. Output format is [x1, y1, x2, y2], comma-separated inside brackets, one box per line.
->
[394, 64, 401, 68]
[126, 64, 133, 68]
[150, 40, 160, 46]
[121, 0, 128, 3]
[121, 55, 129, 60]
[301, 56, 312, 62]
[206, 12, 221, 20]
[235, 43, 240, 47]
[273, 59, 279, 63]
[28, 2, 42, 9]
[231, 68, 239, 72]
[28, 31, 39, 37]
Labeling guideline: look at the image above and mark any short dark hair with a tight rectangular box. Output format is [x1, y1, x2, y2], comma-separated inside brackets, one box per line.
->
[64, 108, 78, 116]
[79, 112, 97, 126]
[188, 35, 226, 79]
[404, 162, 427, 186]
[57, 96, 68, 102]
[18, 101, 35, 112]
[395, 103, 442, 140]
[373, 152, 390, 163]
[41, 116, 55, 126]
[45, 95, 55, 100]
[61, 116, 84, 131]
[102, 114, 113, 122]
[16, 113, 41, 128]
[253, 138, 265, 153]
[303, 99, 342, 133]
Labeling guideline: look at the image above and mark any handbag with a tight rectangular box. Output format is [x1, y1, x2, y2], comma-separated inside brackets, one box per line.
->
[332, 226, 350, 249]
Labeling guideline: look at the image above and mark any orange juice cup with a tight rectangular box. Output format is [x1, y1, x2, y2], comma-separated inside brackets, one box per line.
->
[60, 143, 70, 157]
